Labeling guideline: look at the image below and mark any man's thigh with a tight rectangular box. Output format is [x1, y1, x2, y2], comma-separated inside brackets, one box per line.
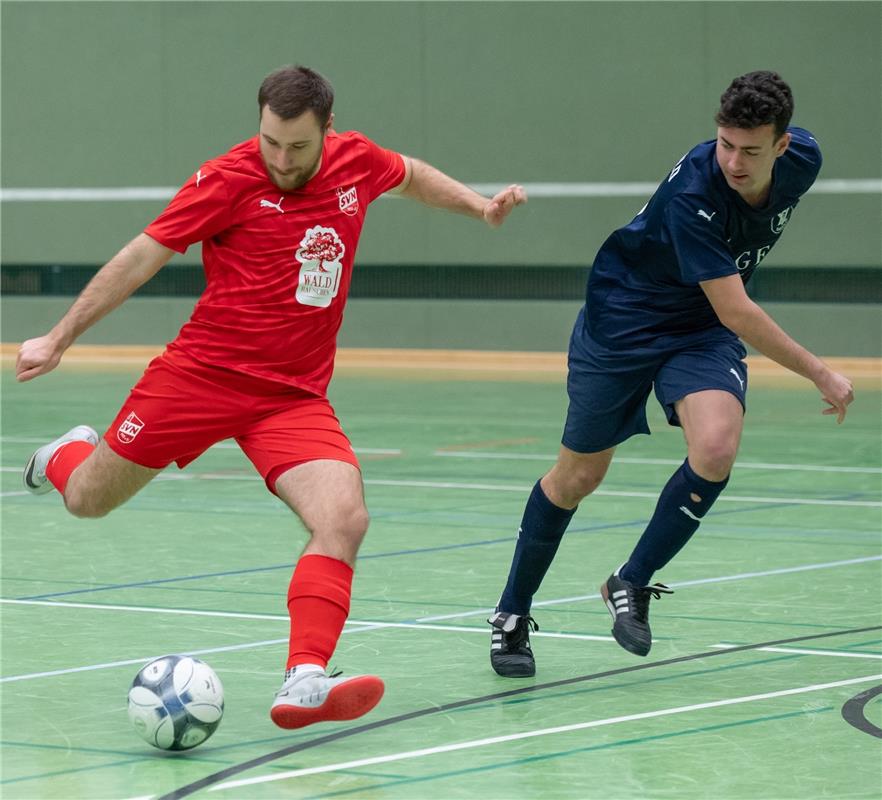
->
[654, 337, 748, 428]
[563, 331, 661, 453]
[236, 393, 359, 494]
[105, 351, 254, 470]
[65, 440, 163, 513]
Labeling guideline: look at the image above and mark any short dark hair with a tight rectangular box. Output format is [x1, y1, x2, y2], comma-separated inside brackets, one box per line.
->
[258, 65, 334, 125]
[715, 71, 794, 139]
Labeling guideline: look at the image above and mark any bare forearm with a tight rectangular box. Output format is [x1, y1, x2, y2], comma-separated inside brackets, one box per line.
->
[722, 300, 826, 381]
[399, 158, 488, 219]
[49, 235, 170, 348]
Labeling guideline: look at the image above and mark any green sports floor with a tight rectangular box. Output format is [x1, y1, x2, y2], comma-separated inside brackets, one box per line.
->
[1, 360, 880, 799]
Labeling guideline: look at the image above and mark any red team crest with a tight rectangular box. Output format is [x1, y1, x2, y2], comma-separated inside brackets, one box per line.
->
[336, 186, 359, 216]
[117, 411, 145, 443]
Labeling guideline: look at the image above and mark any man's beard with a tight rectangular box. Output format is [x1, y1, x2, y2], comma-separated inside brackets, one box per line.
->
[267, 152, 322, 191]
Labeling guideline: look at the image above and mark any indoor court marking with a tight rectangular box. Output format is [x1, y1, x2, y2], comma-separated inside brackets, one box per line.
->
[1, 355, 880, 799]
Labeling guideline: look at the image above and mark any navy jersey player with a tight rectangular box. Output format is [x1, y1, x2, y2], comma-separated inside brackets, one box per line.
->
[488, 71, 854, 676]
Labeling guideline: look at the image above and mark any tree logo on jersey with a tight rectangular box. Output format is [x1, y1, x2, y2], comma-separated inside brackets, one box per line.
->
[337, 186, 359, 216]
[771, 206, 793, 234]
[295, 225, 346, 307]
[117, 411, 145, 444]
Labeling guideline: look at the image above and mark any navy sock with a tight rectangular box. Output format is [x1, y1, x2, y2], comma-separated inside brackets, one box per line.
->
[497, 481, 577, 615]
[620, 459, 729, 586]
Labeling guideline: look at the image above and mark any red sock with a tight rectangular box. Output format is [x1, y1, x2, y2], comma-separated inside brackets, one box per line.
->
[45, 441, 96, 495]
[286, 554, 353, 670]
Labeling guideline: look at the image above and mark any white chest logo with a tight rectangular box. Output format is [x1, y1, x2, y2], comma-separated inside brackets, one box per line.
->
[697, 209, 716, 222]
[295, 226, 345, 307]
[337, 186, 359, 216]
[260, 196, 285, 214]
[771, 207, 792, 234]
[195, 169, 207, 187]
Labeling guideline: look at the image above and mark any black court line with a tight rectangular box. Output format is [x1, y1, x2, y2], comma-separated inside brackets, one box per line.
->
[157, 624, 881, 800]
[841, 683, 882, 739]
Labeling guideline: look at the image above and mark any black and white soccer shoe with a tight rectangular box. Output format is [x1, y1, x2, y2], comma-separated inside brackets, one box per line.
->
[600, 569, 673, 657]
[488, 611, 538, 677]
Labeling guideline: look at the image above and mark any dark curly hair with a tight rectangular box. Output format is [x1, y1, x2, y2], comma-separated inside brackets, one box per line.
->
[715, 71, 794, 139]
[258, 65, 334, 126]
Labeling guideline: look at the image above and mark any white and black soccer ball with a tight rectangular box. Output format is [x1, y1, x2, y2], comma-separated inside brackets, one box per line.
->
[127, 655, 224, 751]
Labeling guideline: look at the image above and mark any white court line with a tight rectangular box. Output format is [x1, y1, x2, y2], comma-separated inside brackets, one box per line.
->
[4, 465, 877, 506]
[0, 598, 291, 622]
[210, 673, 882, 791]
[434, 451, 882, 475]
[417, 554, 882, 621]
[0, 491, 29, 497]
[2, 179, 879, 202]
[362, 479, 882, 508]
[712, 643, 882, 659]
[0, 607, 607, 682]
[340, 620, 613, 644]
[0, 598, 614, 683]
[5, 552, 876, 680]
[0, 638, 288, 683]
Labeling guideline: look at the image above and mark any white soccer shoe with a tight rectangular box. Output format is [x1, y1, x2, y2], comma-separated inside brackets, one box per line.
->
[270, 664, 384, 730]
[23, 425, 99, 495]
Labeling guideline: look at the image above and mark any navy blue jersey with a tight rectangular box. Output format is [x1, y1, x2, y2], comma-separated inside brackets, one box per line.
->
[584, 127, 821, 349]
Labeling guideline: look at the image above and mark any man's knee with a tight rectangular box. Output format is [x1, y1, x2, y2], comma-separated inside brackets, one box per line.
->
[545, 462, 609, 507]
[314, 502, 370, 541]
[63, 488, 114, 519]
[689, 438, 738, 480]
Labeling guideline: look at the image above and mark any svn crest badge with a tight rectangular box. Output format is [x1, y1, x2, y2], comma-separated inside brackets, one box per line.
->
[337, 186, 359, 216]
[771, 206, 793, 234]
[117, 411, 145, 443]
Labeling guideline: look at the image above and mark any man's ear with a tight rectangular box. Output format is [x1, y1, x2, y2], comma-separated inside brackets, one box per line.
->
[775, 130, 792, 157]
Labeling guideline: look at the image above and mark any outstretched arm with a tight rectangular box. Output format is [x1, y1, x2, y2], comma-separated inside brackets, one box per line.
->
[701, 273, 854, 422]
[16, 233, 175, 382]
[395, 156, 526, 227]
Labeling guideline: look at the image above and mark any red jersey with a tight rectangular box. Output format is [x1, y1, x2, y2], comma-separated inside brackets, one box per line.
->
[145, 131, 406, 395]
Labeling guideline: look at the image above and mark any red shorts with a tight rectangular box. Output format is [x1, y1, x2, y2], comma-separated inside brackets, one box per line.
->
[105, 348, 359, 492]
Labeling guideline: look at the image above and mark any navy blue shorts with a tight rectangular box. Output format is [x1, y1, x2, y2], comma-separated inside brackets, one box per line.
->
[562, 310, 748, 454]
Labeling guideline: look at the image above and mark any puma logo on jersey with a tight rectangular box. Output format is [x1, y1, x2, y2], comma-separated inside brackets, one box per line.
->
[195, 169, 206, 187]
[729, 367, 745, 391]
[260, 196, 285, 213]
[697, 209, 716, 222]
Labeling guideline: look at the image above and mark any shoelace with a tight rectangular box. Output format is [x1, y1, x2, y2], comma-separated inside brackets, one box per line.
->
[506, 615, 539, 651]
[630, 583, 674, 623]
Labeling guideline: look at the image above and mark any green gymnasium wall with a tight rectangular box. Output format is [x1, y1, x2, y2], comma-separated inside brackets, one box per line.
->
[2, 2, 880, 353]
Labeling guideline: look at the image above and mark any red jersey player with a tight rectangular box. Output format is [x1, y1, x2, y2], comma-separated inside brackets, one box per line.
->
[17, 65, 527, 730]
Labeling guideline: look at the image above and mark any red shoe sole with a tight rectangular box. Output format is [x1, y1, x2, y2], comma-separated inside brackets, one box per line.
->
[270, 676, 385, 730]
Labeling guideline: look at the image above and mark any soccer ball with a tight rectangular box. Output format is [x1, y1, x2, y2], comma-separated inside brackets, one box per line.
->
[127, 655, 224, 751]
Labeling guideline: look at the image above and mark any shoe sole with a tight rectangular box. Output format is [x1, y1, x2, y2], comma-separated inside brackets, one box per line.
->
[600, 581, 650, 657]
[270, 676, 385, 730]
[491, 660, 535, 678]
[23, 450, 54, 495]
